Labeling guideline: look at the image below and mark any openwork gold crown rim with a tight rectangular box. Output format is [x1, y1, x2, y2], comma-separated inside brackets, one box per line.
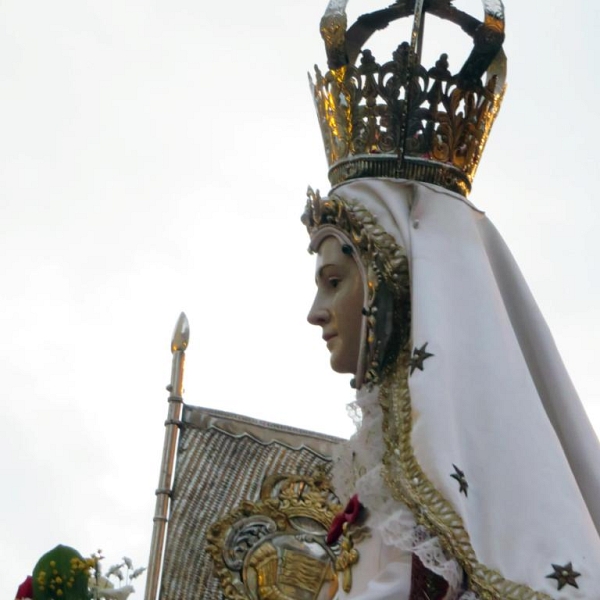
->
[311, 40, 506, 196]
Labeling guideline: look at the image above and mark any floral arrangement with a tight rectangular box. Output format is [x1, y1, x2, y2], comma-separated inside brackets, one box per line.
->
[14, 545, 145, 600]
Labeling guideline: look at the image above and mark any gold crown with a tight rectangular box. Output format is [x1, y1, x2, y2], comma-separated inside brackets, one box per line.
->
[310, 0, 507, 196]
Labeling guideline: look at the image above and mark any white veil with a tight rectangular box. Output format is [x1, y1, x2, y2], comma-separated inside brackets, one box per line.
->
[315, 177, 600, 599]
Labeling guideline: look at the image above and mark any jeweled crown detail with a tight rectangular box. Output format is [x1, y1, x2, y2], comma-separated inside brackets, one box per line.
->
[310, 0, 507, 196]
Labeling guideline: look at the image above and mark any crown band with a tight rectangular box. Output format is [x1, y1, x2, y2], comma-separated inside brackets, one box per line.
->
[328, 155, 472, 195]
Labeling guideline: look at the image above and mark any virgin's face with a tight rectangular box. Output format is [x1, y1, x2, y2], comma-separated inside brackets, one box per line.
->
[307, 236, 364, 374]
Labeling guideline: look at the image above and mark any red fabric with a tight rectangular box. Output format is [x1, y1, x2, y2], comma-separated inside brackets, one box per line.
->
[327, 494, 363, 545]
[15, 576, 33, 599]
[409, 554, 449, 600]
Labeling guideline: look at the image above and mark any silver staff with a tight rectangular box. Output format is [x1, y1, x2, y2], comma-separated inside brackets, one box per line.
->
[145, 312, 190, 600]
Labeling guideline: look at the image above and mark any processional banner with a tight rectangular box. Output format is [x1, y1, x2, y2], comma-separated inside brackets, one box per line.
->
[158, 405, 342, 600]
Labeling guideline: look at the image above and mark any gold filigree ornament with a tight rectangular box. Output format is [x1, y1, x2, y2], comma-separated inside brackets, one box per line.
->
[310, 0, 507, 196]
[379, 348, 553, 600]
[302, 188, 411, 389]
[207, 472, 360, 600]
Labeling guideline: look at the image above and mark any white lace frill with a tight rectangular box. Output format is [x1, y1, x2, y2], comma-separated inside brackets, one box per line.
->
[332, 387, 471, 600]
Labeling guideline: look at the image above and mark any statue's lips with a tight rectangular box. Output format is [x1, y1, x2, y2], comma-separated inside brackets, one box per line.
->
[323, 333, 337, 344]
[323, 333, 338, 349]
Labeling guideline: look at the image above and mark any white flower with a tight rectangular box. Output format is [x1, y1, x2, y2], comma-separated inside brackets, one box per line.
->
[131, 567, 146, 579]
[89, 574, 114, 590]
[98, 585, 135, 600]
[122, 556, 133, 570]
[106, 564, 123, 577]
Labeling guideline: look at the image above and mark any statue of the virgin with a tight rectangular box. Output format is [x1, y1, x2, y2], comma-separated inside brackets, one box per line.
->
[301, 1, 600, 598]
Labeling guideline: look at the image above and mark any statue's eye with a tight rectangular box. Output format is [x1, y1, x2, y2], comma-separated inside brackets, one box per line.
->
[328, 277, 341, 288]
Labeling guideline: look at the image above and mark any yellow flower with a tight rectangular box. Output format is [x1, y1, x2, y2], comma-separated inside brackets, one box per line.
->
[57, 590, 63, 597]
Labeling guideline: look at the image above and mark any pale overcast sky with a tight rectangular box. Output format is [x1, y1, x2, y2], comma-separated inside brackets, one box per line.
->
[1, 1, 599, 598]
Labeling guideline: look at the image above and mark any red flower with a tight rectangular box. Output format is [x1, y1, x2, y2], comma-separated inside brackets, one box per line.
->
[15, 576, 33, 599]
[326, 494, 363, 545]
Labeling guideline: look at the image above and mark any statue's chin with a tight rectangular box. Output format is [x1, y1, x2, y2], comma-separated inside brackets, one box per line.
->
[329, 347, 358, 376]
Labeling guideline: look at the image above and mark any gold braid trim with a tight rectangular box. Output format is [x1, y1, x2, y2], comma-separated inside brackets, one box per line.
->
[302, 188, 410, 386]
[302, 188, 409, 300]
[380, 349, 552, 600]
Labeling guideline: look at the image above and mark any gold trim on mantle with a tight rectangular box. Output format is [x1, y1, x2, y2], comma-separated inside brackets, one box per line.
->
[380, 349, 552, 600]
